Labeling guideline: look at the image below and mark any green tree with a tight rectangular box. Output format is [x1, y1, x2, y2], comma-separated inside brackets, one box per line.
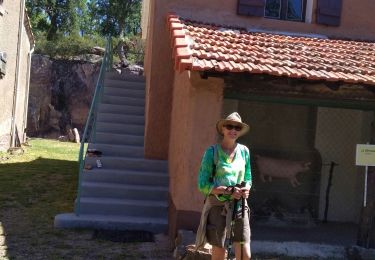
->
[79, 0, 99, 36]
[25, 0, 143, 59]
[26, 0, 87, 40]
[93, 0, 142, 37]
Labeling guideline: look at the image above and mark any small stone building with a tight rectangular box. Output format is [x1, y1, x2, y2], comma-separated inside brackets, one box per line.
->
[0, 0, 35, 151]
[141, 0, 375, 247]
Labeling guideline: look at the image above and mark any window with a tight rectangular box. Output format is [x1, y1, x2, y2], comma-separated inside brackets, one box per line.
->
[265, 0, 281, 19]
[287, 0, 304, 20]
[238, 0, 342, 26]
[238, 0, 307, 23]
[264, 0, 306, 22]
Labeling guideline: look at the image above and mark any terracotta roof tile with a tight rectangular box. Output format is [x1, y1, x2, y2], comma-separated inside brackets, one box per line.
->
[167, 16, 375, 85]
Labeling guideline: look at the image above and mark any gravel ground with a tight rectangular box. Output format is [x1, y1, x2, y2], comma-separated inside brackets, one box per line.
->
[0, 208, 173, 260]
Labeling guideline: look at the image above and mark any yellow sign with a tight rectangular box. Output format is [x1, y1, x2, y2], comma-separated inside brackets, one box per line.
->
[356, 144, 375, 166]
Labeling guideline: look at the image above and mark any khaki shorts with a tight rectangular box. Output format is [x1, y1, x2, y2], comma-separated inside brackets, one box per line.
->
[206, 200, 251, 248]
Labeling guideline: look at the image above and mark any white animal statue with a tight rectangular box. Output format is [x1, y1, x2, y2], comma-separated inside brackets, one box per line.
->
[255, 155, 312, 187]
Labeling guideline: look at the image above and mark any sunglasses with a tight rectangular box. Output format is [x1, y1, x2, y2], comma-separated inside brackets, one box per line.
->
[224, 124, 242, 131]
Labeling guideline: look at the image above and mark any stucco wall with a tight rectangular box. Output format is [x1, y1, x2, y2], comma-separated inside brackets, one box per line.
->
[0, 0, 22, 150]
[144, 0, 375, 158]
[16, 25, 32, 144]
[165, 0, 375, 41]
[143, 0, 175, 159]
[0, 0, 32, 150]
[168, 71, 224, 234]
[144, 0, 375, 238]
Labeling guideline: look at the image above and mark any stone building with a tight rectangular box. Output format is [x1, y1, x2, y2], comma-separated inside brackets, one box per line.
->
[0, 0, 35, 151]
[142, 0, 375, 248]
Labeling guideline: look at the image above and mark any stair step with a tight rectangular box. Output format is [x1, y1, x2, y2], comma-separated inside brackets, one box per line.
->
[104, 79, 145, 90]
[85, 156, 168, 172]
[101, 95, 144, 106]
[105, 72, 145, 82]
[81, 182, 168, 201]
[77, 197, 167, 218]
[87, 143, 144, 157]
[55, 70, 170, 233]
[96, 122, 144, 136]
[95, 132, 144, 146]
[97, 113, 144, 125]
[104, 87, 144, 98]
[82, 168, 168, 186]
[98, 104, 145, 115]
[54, 213, 167, 233]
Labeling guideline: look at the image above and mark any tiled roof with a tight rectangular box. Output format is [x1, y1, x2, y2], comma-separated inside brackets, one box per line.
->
[167, 15, 375, 85]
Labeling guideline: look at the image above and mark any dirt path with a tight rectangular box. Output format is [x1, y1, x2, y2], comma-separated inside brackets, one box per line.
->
[0, 208, 173, 260]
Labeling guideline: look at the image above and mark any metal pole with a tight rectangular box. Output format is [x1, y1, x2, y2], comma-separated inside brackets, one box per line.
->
[364, 165, 368, 207]
[240, 196, 245, 260]
[227, 199, 237, 260]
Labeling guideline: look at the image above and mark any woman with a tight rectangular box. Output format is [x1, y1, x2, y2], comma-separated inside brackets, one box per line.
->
[196, 112, 252, 260]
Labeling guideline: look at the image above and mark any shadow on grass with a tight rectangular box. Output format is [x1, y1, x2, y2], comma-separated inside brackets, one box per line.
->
[0, 157, 169, 259]
[0, 157, 79, 259]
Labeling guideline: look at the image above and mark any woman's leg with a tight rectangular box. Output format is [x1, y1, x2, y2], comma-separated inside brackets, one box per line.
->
[211, 246, 226, 260]
[233, 242, 251, 260]
[232, 199, 251, 260]
[207, 204, 227, 260]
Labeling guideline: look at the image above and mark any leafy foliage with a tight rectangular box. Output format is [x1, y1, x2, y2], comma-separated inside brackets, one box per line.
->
[26, 0, 143, 60]
[26, 0, 87, 40]
[93, 0, 142, 36]
[35, 33, 106, 58]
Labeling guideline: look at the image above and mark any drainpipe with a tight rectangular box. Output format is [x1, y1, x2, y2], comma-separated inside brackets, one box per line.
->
[22, 44, 35, 143]
[10, 0, 25, 148]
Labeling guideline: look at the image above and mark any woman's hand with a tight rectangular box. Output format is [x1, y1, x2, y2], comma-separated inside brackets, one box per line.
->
[241, 187, 250, 199]
[212, 186, 250, 199]
[231, 187, 243, 200]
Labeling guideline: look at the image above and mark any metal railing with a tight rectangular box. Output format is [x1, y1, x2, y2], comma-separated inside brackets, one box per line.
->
[75, 36, 113, 216]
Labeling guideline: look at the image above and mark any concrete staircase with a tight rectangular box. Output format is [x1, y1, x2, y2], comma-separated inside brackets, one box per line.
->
[54, 72, 169, 233]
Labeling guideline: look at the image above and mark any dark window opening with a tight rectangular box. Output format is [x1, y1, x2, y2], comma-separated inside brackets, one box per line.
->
[287, 0, 304, 21]
[265, 0, 281, 19]
[237, 0, 307, 23]
[265, 0, 306, 22]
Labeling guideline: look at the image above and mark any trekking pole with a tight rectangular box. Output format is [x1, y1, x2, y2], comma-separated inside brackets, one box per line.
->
[223, 185, 236, 260]
[240, 197, 245, 260]
[227, 198, 238, 260]
[240, 181, 246, 260]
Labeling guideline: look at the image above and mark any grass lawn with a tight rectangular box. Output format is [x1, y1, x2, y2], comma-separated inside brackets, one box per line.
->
[0, 138, 171, 259]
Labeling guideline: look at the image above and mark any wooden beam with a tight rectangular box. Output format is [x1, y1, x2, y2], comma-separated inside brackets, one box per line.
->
[222, 73, 375, 110]
[224, 92, 375, 110]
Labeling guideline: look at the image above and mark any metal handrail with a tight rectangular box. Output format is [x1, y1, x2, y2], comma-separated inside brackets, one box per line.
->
[75, 36, 112, 216]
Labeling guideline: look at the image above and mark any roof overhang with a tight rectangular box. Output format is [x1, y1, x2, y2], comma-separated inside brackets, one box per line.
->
[167, 14, 375, 86]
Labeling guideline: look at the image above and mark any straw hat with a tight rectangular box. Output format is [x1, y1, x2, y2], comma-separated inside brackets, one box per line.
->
[216, 112, 250, 137]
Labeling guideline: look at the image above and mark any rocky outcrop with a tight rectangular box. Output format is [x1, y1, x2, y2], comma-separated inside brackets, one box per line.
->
[27, 54, 144, 139]
[27, 54, 100, 138]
